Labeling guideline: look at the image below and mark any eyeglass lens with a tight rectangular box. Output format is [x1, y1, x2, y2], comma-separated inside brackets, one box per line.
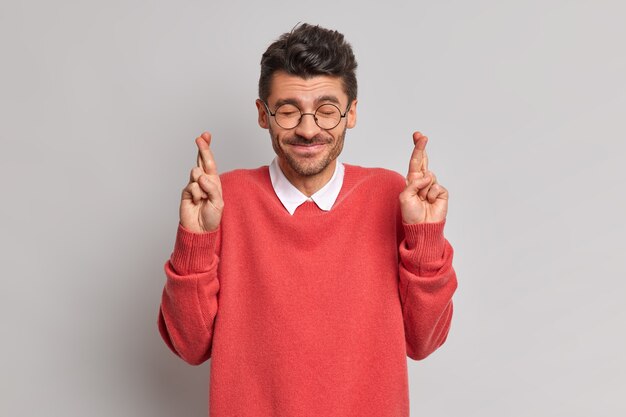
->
[274, 104, 342, 130]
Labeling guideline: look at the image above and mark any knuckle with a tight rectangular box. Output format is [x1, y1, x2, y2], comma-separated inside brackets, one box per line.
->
[191, 166, 202, 179]
[182, 185, 195, 200]
[198, 175, 214, 191]
[197, 174, 209, 186]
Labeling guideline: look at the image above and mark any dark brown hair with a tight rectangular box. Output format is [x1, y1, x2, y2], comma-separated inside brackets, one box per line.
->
[259, 23, 358, 104]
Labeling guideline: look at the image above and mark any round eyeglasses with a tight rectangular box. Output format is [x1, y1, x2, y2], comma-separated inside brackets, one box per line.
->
[262, 101, 350, 130]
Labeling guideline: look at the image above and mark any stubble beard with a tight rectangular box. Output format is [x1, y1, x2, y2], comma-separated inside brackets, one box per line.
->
[270, 126, 346, 177]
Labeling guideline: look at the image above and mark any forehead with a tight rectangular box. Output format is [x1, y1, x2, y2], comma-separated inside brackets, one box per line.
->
[268, 71, 347, 105]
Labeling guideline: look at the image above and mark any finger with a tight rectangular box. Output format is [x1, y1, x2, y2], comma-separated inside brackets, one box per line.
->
[427, 183, 448, 204]
[408, 131, 428, 178]
[183, 182, 208, 205]
[197, 174, 222, 200]
[426, 183, 441, 203]
[190, 166, 204, 183]
[413, 131, 429, 172]
[190, 182, 208, 204]
[406, 169, 424, 184]
[404, 174, 432, 200]
[417, 171, 435, 200]
[407, 170, 432, 186]
[196, 132, 218, 175]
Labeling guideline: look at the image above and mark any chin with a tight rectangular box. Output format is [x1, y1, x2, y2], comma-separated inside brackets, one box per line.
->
[286, 155, 332, 177]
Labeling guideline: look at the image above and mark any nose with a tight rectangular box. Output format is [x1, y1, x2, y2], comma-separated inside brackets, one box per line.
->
[294, 112, 321, 140]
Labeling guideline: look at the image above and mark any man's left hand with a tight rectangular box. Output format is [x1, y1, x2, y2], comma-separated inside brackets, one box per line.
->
[399, 131, 449, 224]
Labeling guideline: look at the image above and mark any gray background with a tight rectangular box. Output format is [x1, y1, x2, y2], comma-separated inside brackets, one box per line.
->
[1, 0, 624, 416]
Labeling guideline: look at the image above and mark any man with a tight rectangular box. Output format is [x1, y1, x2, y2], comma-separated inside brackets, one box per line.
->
[158, 23, 457, 417]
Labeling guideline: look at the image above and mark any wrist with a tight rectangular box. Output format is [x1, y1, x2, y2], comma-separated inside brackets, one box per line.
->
[170, 223, 220, 274]
[402, 219, 447, 262]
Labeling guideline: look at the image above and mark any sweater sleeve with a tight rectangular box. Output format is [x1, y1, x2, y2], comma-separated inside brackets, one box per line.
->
[157, 222, 221, 365]
[398, 218, 457, 360]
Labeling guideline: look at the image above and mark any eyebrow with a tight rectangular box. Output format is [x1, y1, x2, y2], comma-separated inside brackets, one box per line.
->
[315, 95, 341, 105]
[273, 95, 341, 109]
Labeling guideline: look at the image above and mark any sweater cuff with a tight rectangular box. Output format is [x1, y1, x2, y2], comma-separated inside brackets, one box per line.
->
[402, 218, 447, 262]
[170, 223, 220, 275]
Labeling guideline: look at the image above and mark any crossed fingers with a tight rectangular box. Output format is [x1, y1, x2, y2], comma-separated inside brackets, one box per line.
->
[186, 132, 222, 205]
[407, 131, 428, 178]
[407, 131, 436, 200]
[196, 132, 218, 175]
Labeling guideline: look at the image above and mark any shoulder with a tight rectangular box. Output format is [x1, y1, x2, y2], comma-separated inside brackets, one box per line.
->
[220, 166, 270, 187]
[331, 163, 406, 222]
[334, 163, 406, 210]
[343, 163, 406, 192]
[219, 166, 272, 199]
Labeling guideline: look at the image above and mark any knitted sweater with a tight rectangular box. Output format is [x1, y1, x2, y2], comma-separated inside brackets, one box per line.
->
[158, 164, 457, 417]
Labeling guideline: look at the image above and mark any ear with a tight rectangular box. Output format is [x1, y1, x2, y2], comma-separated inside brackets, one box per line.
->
[256, 99, 269, 129]
[346, 99, 357, 129]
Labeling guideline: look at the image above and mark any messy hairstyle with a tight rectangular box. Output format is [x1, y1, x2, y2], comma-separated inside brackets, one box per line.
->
[259, 23, 358, 104]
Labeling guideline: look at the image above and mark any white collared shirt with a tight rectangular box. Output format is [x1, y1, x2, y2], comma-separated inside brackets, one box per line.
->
[268, 157, 345, 215]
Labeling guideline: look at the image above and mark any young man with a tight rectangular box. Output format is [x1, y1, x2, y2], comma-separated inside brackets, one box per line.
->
[158, 23, 457, 417]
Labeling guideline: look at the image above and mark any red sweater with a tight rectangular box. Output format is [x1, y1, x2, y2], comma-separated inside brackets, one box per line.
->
[158, 164, 457, 417]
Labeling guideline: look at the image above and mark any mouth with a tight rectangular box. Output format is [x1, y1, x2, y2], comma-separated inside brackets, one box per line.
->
[285, 142, 328, 158]
[286, 139, 329, 146]
[280, 133, 332, 156]
[290, 142, 325, 147]
[288, 142, 326, 152]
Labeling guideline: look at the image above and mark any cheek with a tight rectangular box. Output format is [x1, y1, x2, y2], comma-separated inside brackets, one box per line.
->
[271, 128, 293, 144]
[269, 127, 286, 148]
[268, 126, 279, 142]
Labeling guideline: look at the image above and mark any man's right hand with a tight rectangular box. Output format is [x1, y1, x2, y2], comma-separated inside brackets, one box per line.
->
[179, 132, 224, 233]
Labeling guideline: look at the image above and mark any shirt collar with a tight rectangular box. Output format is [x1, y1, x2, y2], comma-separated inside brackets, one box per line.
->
[268, 157, 345, 215]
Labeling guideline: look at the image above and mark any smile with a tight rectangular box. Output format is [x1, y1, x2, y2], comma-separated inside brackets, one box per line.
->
[289, 143, 326, 152]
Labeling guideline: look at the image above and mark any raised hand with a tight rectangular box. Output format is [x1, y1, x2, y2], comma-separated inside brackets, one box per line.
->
[179, 132, 224, 233]
[399, 131, 448, 224]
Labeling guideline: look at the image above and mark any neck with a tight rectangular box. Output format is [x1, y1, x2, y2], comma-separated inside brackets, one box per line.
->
[278, 158, 337, 197]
